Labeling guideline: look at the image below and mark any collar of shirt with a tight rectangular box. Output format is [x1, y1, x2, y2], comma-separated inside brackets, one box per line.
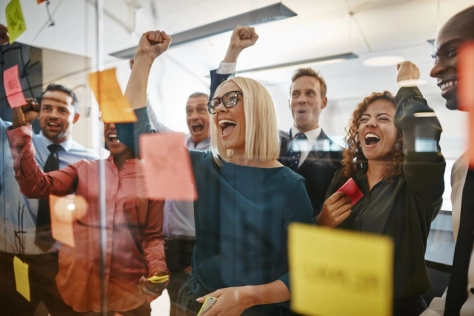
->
[291, 126, 321, 145]
[38, 131, 73, 152]
[186, 135, 211, 151]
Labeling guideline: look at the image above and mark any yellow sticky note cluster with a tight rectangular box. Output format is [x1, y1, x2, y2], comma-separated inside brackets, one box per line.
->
[5, 0, 26, 44]
[289, 223, 393, 316]
[88, 68, 137, 123]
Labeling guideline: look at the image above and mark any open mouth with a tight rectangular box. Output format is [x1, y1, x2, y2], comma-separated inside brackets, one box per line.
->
[218, 119, 237, 136]
[364, 133, 380, 146]
[192, 124, 204, 133]
[47, 121, 60, 128]
[438, 80, 457, 95]
[107, 133, 120, 145]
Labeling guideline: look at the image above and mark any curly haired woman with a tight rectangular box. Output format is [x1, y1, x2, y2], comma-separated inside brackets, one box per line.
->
[316, 62, 446, 316]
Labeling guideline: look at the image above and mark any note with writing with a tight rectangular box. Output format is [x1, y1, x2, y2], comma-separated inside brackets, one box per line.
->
[289, 223, 393, 316]
[88, 68, 137, 123]
[3, 65, 26, 108]
[140, 133, 197, 201]
[5, 0, 27, 44]
[458, 43, 474, 168]
[13, 256, 30, 302]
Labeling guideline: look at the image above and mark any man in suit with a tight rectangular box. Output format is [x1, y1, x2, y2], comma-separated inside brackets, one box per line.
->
[210, 27, 342, 218]
[420, 5, 474, 316]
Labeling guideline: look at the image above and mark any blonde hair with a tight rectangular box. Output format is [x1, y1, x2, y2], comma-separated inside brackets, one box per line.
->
[210, 76, 280, 163]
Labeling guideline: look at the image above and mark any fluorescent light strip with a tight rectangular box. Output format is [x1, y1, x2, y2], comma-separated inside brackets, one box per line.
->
[235, 52, 358, 75]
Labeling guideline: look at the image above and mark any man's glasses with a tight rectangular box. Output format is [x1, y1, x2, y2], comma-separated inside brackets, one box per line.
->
[208, 90, 243, 114]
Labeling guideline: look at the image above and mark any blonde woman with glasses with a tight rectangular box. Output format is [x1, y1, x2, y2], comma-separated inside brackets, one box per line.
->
[117, 31, 314, 316]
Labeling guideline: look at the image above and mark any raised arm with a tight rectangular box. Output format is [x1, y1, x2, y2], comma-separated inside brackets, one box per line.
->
[116, 31, 171, 153]
[210, 26, 259, 97]
[7, 101, 79, 199]
[394, 61, 446, 217]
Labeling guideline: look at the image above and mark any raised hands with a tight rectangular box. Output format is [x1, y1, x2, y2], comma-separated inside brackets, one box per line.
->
[315, 192, 352, 228]
[397, 61, 420, 86]
[136, 30, 172, 61]
[11, 98, 40, 129]
[223, 26, 259, 63]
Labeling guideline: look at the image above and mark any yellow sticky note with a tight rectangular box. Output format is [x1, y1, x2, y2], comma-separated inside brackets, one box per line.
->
[289, 223, 393, 316]
[13, 256, 30, 302]
[5, 0, 27, 44]
[88, 68, 137, 123]
[148, 275, 169, 283]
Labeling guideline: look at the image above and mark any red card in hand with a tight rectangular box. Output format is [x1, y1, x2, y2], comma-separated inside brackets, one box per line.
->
[336, 178, 363, 205]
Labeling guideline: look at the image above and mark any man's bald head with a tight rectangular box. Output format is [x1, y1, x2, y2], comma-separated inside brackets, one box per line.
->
[430, 5, 474, 110]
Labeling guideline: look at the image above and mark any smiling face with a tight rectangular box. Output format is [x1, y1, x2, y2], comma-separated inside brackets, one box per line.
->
[186, 95, 210, 145]
[358, 99, 398, 161]
[289, 76, 327, 133]
[104, 122, 130, 157]
[213, 81, 246, 156]
[38, 90, 79, 143]
[430, 7, 474, 110]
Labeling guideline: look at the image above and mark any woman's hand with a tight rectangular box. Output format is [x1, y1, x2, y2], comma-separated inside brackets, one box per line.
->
[136, 30, 172, 60]
[138, 273, 168, 297]
[316, 192, 352, 227]
[196, 286, 254, 316]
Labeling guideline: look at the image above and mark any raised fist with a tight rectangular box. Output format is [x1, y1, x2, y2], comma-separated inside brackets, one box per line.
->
[11, 98, 40, 128]
[229, 26, 259, 51]
[137, 30, 172, 60]
[397, 61, 420, 85]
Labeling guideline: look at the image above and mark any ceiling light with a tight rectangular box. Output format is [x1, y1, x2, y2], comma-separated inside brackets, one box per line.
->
[236, 52, 358, 75]
[363, 55, 405, 67]
[110, 3, 297, 59]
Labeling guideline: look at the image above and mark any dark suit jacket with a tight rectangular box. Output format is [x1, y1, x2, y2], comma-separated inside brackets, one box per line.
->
[210, 69, 343, 217]
[279, 129, 342, 217]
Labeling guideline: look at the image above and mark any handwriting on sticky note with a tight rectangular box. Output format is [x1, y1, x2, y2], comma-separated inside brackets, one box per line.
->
[3, 65, 26, 108]
[289, 223, 393, 316]
[13, 256, 30, 302]
[140, 133, 197, 201]
[88, 68, 137, 123]
[337, 178, 363, 205]
[5, 0, 27, 44]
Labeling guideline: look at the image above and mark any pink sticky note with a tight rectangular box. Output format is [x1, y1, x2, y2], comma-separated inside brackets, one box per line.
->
[458, 42, 474, 168]
[337, 178, 363, 205]
[140, 133, 197, 201]
[3, 65, 26, 108]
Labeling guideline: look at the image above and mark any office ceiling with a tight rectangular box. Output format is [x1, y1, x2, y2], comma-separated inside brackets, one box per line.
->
[1, 0, 472, 154]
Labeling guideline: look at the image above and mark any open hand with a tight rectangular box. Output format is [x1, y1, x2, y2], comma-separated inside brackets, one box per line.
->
[316, 192, 352, 227]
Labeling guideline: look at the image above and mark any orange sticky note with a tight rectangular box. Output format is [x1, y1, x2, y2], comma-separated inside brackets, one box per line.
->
[140, 133, 197, 201]
[88, 68, 137, 123]
[5, 0, 27, 44]
[37, 0, 46, 3]
[50, 194, 88, 247]
[3, 65, 26, 108]
[458, 42, 474, 168]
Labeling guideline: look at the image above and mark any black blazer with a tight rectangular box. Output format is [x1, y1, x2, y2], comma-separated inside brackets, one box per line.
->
[279, 129, 343, 217]
[210, 69, 343, 217]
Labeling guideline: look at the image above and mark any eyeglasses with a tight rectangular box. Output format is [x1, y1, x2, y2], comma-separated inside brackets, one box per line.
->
[208, 90, 243, 114]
